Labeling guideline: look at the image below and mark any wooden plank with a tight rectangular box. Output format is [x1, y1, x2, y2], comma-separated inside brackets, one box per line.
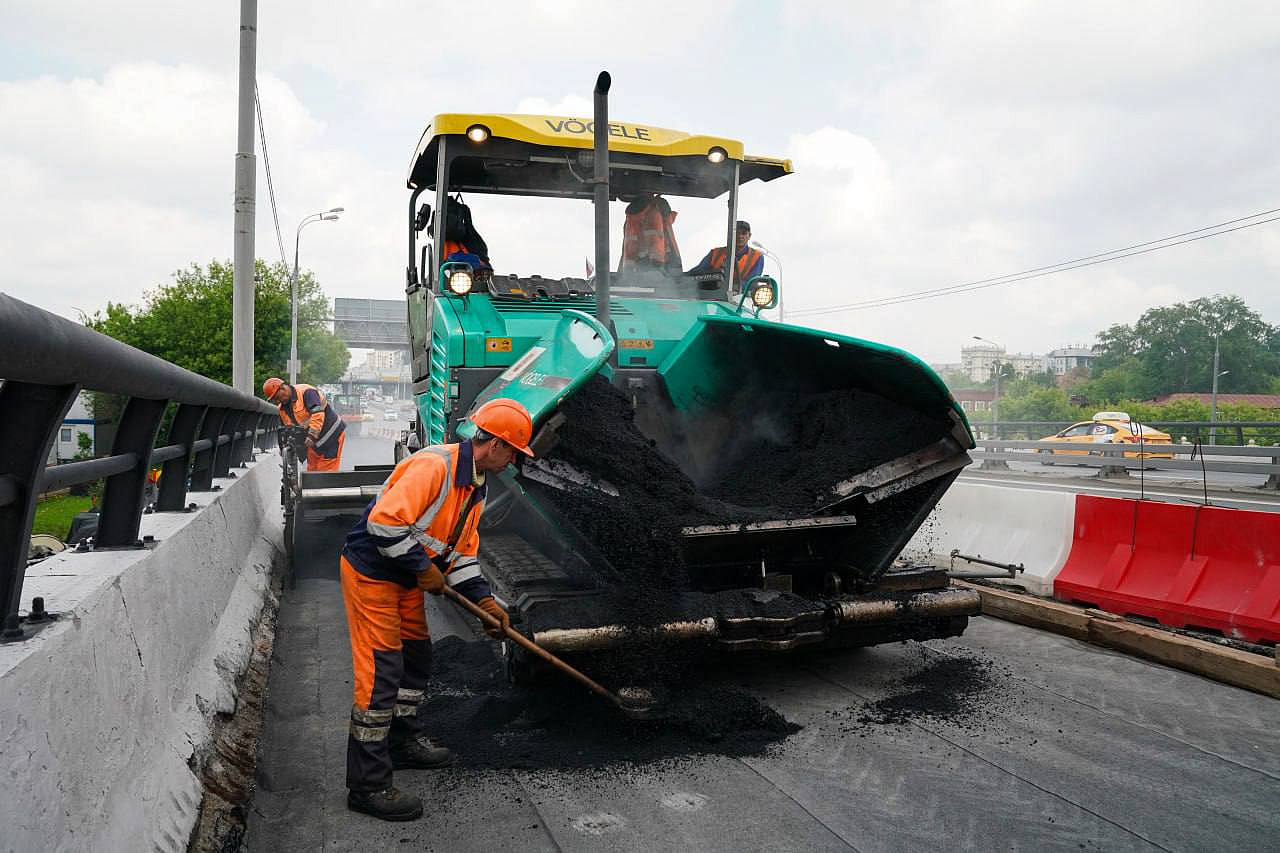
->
[1088, 619, 1280, 699]
[952, 579, 1090, 640]
[953, 580, 1280, 699]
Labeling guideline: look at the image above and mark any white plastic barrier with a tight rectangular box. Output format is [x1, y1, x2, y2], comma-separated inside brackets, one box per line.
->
[0, 454, 283, 853]
[903, 480, 1076, 596]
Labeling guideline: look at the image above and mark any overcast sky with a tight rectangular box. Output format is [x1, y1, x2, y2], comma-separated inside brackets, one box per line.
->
[3, 1, 1278, 363]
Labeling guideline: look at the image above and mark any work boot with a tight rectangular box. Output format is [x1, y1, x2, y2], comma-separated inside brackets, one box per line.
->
[389, 735, 455, 770]
[346, 786, 423, 822]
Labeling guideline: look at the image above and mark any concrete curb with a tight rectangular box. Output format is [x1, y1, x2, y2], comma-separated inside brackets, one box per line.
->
[0, 453, 284, 853]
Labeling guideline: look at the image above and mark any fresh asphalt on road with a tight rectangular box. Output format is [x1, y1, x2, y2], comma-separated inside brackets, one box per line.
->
[245, 423, 1280, 851]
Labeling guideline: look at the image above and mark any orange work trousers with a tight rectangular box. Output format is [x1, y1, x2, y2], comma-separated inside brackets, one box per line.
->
[340, 556, 431, 791]
[307, 430, 345, 472]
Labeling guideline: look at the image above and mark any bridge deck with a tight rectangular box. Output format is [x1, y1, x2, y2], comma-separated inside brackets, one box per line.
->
[247, 495, 1280, 851]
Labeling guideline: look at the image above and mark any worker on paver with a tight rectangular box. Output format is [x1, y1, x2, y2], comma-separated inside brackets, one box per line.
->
[263, 377, 347, 472]
[337, 398, 534, 821]
[619, 193, 682, 275]
[687, 220, 764, 289]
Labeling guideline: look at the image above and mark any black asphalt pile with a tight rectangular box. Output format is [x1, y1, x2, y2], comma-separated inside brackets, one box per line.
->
[423, 637, 799, 771]
[706, 388, 947, 512]
[523, 378, 776, 629]
[845, 650, 998, 729]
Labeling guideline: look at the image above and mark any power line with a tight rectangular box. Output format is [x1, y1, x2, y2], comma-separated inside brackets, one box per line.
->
[789, 207, 1280, 318]
[254, 81, 288, 268]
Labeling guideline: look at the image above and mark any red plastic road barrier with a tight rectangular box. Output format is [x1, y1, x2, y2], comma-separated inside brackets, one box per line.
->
[1054, 496, 1198, 622]
[1051, 495, 1138, 601]
[1172, 506, 1280, 644]
[1054, 495, 1280, 643]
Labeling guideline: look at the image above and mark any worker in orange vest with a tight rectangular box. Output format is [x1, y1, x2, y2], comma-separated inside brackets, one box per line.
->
[687, 220, 764, 289]
[337, 398, 533, 821]
[263, 378, 347, 472]
[619, 193, 682, 274]
[436, 198, 492, 285]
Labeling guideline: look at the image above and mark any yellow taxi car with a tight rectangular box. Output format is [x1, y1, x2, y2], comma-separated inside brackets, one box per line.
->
[1040, 412, 1175, 459]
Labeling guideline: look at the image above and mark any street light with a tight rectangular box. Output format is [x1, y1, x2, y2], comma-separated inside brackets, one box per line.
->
[1210, 334, 1229, 445]
[973, 336, 1005, 437]
[289, 207, 344, 384]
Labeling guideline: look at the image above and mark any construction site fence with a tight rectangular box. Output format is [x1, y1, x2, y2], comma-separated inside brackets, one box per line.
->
[969, 438, 1280, 489]
[969, 420, 1280, 447]
[0, 293, 278, 642]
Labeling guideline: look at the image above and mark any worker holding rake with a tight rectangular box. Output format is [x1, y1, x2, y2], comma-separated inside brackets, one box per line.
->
[337, 398, 534, 821]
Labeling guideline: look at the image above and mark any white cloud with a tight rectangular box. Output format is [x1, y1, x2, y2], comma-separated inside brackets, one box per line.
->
[3, 1, 1280, 367]
[0, 61, 394, 318]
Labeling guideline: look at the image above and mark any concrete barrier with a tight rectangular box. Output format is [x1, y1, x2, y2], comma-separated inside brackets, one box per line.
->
[903, 480, 1075, 596]
[0, 453, 283, 853]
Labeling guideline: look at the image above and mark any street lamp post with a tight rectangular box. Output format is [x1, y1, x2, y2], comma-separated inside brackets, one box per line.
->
[289, 207, 344, 384]
[1209, 335, 1230, 446]
[973, 336, 1004, 438]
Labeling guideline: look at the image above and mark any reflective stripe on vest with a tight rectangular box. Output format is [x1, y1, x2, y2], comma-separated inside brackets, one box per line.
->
[316, 415, 344, 447]
[410, 446, 454, 553]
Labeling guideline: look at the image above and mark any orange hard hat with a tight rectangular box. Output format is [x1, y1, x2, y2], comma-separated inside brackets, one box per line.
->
[262, 377, 285, 400]
[469, 398, 535, 457]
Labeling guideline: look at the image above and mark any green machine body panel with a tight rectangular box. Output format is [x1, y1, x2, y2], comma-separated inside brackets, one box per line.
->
[454, 309, 615, 440]
[658, 314, 972, 444]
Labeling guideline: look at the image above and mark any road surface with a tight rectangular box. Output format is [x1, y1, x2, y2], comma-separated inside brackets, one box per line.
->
[246, 429, 1280, 851]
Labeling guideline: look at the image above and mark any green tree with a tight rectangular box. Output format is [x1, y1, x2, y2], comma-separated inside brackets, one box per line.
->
[87, 259, 349, 389]
[1091, 295, 1279, 398]
[998, 387, 1077, 422]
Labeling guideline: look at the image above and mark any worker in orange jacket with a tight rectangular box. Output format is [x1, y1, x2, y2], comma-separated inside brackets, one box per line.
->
[263, 377, 346, 472]
[619, 193, 682, 275]
[687, 220, 764, 290]
[338, 398, 533, 821]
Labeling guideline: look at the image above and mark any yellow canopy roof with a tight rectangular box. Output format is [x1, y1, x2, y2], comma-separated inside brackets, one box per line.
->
[408, 113, 792, 197]
[432, 113, 743, 159]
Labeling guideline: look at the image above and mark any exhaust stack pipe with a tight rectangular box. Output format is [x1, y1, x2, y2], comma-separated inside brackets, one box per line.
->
[592, 71, 611, 329]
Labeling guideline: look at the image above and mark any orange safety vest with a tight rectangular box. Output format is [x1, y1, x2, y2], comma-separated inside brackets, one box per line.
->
[360, 443, 486, 587]
[707, 246, 763, 286]
[621, 197, 681, 270]
[277, 383, 345, 454]
[442, 240, 470, 260]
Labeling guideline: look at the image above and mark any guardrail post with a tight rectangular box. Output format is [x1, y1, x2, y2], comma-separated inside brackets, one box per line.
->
[261, 413, 277, 451]
[1266, 447, 1280, 491]
[190, 406, 228, 491]
[96, 397, 167, 547]
[230, 411, 252, 468]
[1097, 445, 1129, 478]
[979, 441, 1010, 470]
[157, 403, 207, 511]
[212, 410, 243, 478]
[0, 380, 79, 641]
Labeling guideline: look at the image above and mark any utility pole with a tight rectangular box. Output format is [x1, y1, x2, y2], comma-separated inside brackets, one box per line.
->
[993, 362, 1002, 433]
[1210, 335, 1221, 446]
[231, 0, 257, 394]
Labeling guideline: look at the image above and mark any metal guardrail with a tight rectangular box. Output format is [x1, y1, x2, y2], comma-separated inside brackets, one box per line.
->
[969, 420, 1280, 446]
[969, 438, 1280, 489]
[0, 293, 278, 641]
